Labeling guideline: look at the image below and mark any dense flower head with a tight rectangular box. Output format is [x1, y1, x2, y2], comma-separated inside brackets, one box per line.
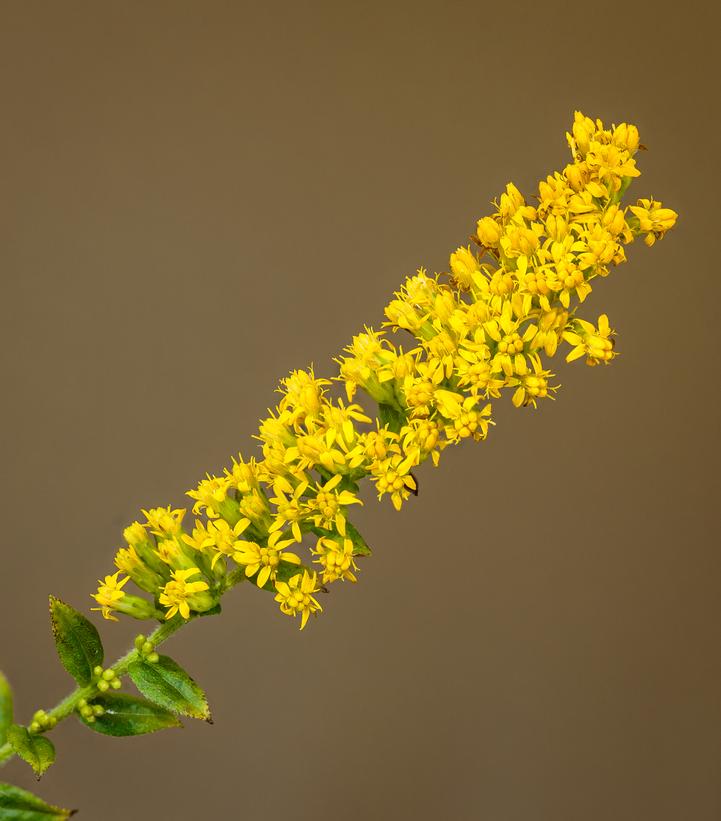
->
[92, 112, 676, 629]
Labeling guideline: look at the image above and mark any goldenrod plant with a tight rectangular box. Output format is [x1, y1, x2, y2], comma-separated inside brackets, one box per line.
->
[0, 112, 676, 818]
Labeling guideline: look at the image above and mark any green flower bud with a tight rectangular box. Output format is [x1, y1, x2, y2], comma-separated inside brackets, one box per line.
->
[114, 594, 161, 621]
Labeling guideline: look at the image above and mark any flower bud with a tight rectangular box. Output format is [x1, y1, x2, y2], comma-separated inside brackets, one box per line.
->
[114, 594, 160, 621]
[115, 546, 166, 594]
[476, 216, 501, 247]
[564, 164, 584, 191]
[449, 246, 479, 289]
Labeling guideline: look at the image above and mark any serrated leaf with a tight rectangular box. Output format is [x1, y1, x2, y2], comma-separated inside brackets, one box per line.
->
[0, 782, 76, 819]
[78, 693, 181, 736]
[128, 656, 210, 721]
[0, 671, 12, 748]
[7, 727, 55, 778]
[49, 597, 104, 686]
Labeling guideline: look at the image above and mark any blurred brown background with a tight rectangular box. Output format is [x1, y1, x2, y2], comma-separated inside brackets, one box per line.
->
[1, 2, 718, 819]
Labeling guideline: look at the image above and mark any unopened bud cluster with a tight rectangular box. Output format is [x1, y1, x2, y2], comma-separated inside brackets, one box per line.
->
[134, 634, 159, 664]
[77, 698, 105, 723]
[88, 112, 676, 631]
[93, 666, 121, 693]
[28, 710, 57, 734]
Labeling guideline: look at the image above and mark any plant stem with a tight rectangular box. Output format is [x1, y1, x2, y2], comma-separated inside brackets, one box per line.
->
[0, 613, 189, 765]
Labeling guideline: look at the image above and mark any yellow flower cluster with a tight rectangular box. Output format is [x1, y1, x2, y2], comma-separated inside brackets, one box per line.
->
[92, 112, 676, 629]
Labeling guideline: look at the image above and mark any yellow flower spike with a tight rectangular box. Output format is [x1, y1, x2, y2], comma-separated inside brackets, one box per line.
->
[91, 112, 676, 635]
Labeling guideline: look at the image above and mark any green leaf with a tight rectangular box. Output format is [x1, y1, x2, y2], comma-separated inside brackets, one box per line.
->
[258, 560, 303, 592]
[6, 727, 55, 778]
[78, 693, 181, 736]
[378, 402, 406, 434]
[49, 596, 104, 686]
[345, 520, 372, 556]
[0, 782, 75, 819]
[128, 656, 211, 721]
[0, 672, 13, 748]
